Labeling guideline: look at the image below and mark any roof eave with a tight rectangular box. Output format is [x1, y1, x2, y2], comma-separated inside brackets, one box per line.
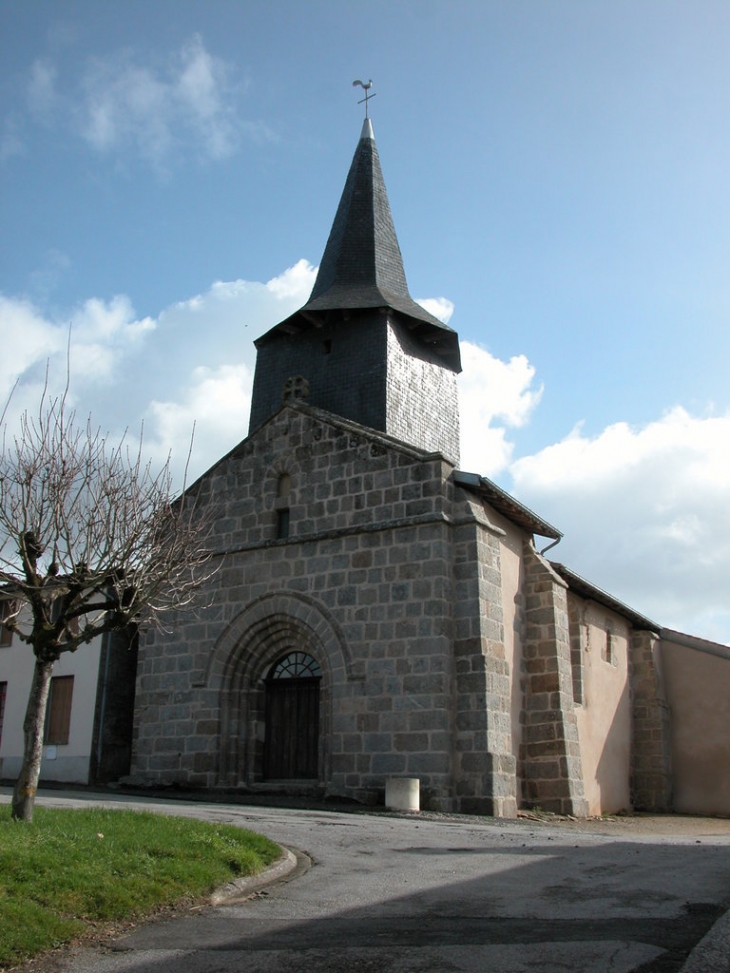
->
[550, 561, 660, 632]
[453, 471, 562, 540]
[256, 303, 462, 372]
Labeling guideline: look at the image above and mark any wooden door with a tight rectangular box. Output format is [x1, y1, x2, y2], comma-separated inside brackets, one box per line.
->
[263, 676, 320, 780]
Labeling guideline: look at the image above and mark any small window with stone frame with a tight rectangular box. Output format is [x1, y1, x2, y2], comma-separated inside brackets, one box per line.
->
[276, 508, 290, 540]
[602, 624, 616, 666]
[275, 473, 291, 540]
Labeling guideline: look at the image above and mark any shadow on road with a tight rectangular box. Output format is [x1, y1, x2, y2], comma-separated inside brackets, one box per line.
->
[55, 827, 730, 973]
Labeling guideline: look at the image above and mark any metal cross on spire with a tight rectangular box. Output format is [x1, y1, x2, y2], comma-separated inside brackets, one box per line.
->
[352, 79, 376, 118]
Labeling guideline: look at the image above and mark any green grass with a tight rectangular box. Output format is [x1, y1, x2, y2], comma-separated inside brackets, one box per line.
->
[0, 805, 281, 969]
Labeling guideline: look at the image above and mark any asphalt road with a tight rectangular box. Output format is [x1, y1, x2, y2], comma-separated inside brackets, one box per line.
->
[7, 790, 730, 973]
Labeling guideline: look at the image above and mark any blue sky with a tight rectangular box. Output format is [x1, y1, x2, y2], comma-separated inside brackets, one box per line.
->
[1, 0, 729, 642]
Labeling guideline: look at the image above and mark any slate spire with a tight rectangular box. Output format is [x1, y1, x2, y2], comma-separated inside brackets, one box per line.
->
[257, 119, 461, 373]
[303, 120, 423, 313]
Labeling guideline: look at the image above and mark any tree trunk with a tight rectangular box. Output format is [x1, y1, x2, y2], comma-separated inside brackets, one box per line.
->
[11, 657, 54, 822]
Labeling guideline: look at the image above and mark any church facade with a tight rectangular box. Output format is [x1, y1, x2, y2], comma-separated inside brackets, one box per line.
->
[128, 119, 730, 817]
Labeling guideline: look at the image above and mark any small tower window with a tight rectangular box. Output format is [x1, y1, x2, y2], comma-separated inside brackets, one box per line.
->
[274, 473, 291, 540]
[276, 508, 290, 540]
[322, 339, 332, 355]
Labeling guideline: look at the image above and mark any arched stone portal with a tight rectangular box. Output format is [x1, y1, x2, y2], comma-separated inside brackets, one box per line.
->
[206, 592, 351, 790]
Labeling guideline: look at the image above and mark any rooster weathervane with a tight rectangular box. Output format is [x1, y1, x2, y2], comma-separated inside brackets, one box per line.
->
[353, 79, 376, 118]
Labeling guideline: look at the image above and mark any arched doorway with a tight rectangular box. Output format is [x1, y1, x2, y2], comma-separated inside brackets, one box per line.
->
[263, 651, 322, 780]
[208, 593, 352, 789]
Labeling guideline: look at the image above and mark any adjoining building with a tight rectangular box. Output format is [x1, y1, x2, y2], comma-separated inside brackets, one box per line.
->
[0, 594, 137, 786]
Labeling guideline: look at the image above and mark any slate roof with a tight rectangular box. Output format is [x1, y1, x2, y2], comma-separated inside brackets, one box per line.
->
[452, 471, 563, 541]
[549, 562, 659, 632]
[256, 119, 462, 373]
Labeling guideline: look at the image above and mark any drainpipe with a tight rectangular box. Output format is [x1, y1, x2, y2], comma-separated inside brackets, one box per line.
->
[539, 536, 561, 556]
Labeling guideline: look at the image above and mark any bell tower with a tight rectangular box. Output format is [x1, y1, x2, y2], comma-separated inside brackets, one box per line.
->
[249, 118, 462, 465]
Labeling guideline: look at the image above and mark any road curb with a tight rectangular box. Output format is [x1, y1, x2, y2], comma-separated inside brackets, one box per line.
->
[210, 846, 298, 905]
[680, 908, 730, 973]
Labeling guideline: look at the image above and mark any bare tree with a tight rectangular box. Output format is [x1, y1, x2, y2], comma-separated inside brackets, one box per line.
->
[0, 382, 214, 822]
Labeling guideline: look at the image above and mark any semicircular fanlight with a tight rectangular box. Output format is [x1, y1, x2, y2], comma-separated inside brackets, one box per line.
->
[269, 651, 321, 679]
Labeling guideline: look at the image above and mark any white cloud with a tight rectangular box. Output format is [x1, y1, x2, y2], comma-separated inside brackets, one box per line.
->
[69, 295, 156, 379]
[21, 36, 268, 170]
[174, 35, 240, 160]
[150, 261, 316, 382]
[81, 57, 171, 160]
[416, 296, 454, 323]
[509, 408, 730, 641]
[138, 261, 316, 480]
[458, 340, 543, 476]
[0, 295, 63, 392]
[0, 292, 156, 408]
[27, 59, 60, 119]
[265, 259, 317, 300]
[0, 260, 315, 482]
[145, 363, 254, 483]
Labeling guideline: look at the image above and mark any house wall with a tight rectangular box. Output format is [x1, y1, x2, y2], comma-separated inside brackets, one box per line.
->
[659, 634, 730, 816]
[0, 627, 101, 784]
[570, 597, 632, 815]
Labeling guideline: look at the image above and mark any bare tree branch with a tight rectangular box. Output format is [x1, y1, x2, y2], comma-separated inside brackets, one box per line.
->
[1, 370, 216, 820]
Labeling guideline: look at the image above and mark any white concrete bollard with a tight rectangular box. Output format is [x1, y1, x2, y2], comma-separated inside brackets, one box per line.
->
[385, 777, 420, 812]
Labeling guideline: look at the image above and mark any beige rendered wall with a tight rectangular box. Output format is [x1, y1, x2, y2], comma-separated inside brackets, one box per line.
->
[659, 634, 730, 816]
[0, 632, 36, 764]
[0, 619, 101, 784]
[571, 597, 632, 815]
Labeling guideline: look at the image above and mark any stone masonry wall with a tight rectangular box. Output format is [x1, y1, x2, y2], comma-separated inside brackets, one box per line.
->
[521, 543, 589, 816]
[132, 403, 466, 810]
[450, 492, 517, 816]
[629, 630, 672, 811]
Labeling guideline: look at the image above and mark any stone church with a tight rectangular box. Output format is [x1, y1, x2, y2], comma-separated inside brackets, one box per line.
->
[129, 118, 730, 818]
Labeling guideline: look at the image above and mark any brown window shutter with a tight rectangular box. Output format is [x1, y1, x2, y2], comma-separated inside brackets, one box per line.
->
[45, 675, 74, 745]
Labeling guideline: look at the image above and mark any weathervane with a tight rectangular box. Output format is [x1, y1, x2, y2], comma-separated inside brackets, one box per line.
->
[352, 79, 376, 118]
